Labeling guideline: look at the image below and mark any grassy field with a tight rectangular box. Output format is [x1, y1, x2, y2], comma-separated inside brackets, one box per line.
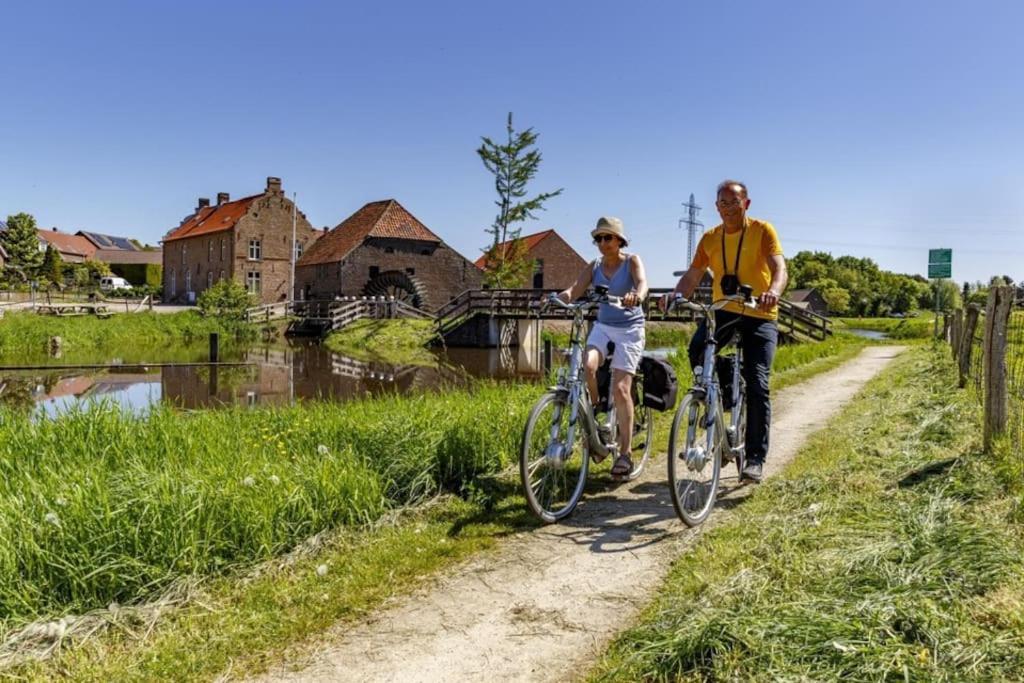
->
[837, 315, 935, 340]
[2, 332, 869, 679]
[0, 311, 253, 363]
[591, 346, 1024, 681]
[323, 318, 440, 365]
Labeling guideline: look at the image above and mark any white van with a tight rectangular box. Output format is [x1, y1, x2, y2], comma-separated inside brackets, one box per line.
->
[99, 276, 131, 291]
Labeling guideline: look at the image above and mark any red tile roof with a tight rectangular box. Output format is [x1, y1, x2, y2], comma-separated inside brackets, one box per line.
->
[162, 194, 261, 243]
[37, 230, 97, 259]
[474, 229, 555, 269]
[297, 200, 442, 266]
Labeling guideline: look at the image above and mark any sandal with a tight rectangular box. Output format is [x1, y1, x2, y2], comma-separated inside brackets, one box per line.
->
[610, 454, 633, 478]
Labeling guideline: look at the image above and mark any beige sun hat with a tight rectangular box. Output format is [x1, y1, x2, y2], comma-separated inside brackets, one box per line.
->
[591, 216, 628, 247]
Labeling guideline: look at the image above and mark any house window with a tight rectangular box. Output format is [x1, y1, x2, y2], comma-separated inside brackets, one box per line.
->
[246, 270, 261, 294]
[248, 239, 261, 261]
[384, 246, 395, 254]
[185, 270, 192, 294]
[369, 266, 379, 279]
[170, 270, 176, 296]
[420, 249, 431, 256]
[220, 270, 225, 282]
[533, 259, 544, 289]
[181, 243, 186, 263]
[208, 241, 213, 261]
[295, 241, 303, 259]
[207, 271, 213, 288]
[220, 238, 225, 261]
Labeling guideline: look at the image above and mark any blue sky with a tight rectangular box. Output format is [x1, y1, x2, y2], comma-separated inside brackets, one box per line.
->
[2, 0, 1021, 286]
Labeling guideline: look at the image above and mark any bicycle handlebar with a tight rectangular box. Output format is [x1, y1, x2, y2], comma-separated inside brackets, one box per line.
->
[541, 290, 625, 313]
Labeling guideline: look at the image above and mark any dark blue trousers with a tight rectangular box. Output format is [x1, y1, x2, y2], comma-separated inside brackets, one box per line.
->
[688, 311, 778, 464]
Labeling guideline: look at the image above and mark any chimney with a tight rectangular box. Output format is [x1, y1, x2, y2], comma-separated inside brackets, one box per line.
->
[217, 192, 230, 205]
[52, 227, 58, 232]
[266, 176, 282, 194]
[197, 197, 211, 211]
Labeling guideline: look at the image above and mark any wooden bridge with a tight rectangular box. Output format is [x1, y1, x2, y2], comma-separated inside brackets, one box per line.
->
[435, 288, 832, 345]
[246, 297, 432, 337]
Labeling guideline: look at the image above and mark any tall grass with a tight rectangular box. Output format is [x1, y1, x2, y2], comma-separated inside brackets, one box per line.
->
[0, 383, 536, 625]
[0, 311, 253, 363]
[837, 315, 934, 339]
[594, 348, 1024, 681]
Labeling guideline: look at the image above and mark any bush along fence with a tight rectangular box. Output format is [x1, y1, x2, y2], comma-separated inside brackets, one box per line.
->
[945, 285, 1022, 452]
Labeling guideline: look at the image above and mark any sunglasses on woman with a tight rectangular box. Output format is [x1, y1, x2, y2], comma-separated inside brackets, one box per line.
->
[593, 234, 617, 243]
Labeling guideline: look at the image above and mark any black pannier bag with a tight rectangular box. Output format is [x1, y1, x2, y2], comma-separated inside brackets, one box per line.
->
[638, 356, 678, 411]
[715, 354, 736, 410]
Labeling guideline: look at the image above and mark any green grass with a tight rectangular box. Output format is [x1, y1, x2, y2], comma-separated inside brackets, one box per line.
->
[0, 311, 253, 364]
[0, 331, 870, 680]
[323, 318, 440, 365]
[837, 315, 935, 340]
[592, 347, 1024, 682]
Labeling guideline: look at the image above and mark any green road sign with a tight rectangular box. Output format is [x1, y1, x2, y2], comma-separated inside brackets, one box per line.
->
[928, 248, 952, 279]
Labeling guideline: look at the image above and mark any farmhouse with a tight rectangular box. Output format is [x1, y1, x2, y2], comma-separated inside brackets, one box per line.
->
[161, 177, 321, 304]
[475, 229, 587, 290]
[295, 199, 482, 311]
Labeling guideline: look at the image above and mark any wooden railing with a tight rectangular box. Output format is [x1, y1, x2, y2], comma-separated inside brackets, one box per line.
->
[436, 287, 832, 342]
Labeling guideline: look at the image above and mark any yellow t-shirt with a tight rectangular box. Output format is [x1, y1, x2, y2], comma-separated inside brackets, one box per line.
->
[692, 217, 783, 320]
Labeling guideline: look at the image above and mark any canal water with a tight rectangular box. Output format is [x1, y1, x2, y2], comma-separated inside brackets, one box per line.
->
[0, 341, 554, 416]
[845, 328, 890, 341]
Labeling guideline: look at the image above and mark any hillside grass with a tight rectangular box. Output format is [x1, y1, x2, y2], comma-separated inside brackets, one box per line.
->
[591, 346, 1024, 682]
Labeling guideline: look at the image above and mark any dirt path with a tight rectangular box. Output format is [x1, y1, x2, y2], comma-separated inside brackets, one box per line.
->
[253, 346, 906, 683]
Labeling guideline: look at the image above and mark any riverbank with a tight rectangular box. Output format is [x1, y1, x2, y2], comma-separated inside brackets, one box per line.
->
[0, 311, 254, 364]
[836, 315, 934, 340]
[323, 319, 439, 365]
[592, 346, 1024, 681]
[2, 333, 869, 679]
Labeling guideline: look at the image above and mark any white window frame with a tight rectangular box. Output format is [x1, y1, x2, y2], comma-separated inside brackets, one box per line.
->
[220, 238, 225, 261]
[248, 239, 261, 261]
[170, 269, 176, 296]
[246, 270, 261, 295]
[185, 270, 192, 294]
[207, 271, 213, 288]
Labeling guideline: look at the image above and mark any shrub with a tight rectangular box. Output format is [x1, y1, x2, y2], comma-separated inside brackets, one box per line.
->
[197, 280, 255, 320]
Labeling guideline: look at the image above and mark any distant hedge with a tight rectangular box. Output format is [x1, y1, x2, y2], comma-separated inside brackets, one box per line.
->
[110, 263, 162, 287]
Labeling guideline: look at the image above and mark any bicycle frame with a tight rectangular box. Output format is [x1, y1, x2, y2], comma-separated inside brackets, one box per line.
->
[543, 292, 622, 462]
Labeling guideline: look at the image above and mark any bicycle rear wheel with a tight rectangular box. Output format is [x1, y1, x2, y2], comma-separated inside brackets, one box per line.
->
[667, 392, 721, 526]
[520, 390, 589, 523]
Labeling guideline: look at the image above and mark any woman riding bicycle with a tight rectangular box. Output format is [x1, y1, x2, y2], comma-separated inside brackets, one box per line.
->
[555, 216, 648, 478]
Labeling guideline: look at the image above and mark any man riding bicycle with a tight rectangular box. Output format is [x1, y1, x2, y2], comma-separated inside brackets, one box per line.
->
[662, 180, 788, 483]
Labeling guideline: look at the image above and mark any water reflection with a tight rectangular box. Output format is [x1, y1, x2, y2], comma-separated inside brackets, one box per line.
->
[0, 341, 549, 415]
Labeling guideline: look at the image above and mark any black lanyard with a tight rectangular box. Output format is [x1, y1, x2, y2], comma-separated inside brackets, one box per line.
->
[720, 224, 747, 276]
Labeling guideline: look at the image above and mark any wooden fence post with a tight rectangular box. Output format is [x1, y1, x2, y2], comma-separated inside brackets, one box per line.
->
[983, 286, 1014, 450]
[958, 304, 981, 388]
[951, 308, 964, 360]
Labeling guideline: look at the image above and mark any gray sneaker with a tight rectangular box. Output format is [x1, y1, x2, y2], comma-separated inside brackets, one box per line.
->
[741, 461, 763, 483]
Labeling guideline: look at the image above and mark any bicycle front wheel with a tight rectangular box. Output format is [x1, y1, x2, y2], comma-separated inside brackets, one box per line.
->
[668, 392, 721, 526]
[520, 390, 589, 523]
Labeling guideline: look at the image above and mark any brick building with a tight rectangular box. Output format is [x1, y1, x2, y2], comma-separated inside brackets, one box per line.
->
[475, 229, 587, 290]
[161, 177, 321, 304]
[295, 199, 482, 311]
[787, 288, 829, 316]
[36, 228, 96, 263]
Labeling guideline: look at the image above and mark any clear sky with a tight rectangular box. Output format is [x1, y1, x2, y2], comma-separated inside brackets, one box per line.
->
[2, 0, 1021, 287]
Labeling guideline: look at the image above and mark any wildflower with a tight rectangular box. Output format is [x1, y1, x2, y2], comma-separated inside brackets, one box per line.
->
[242, 476, 256, 487]
[54, 497, 68, 508]
[316, 564, 328, 577]
[269, 475, 281, 486]
[44, 512, 61, 527]
[317, 444, 330, 456]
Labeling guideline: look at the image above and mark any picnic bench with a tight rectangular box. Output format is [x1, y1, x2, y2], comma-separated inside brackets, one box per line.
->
[35, 303, 113, 318]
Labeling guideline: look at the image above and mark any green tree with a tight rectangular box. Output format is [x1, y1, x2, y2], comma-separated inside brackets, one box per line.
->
[1, 213, 44, 274]
[197, 279, 254, 320]
[83, 259, 111, 281]
[821, 286, 851, 315]
[40, 244, 64, 285]
[477, 112, 563, 288]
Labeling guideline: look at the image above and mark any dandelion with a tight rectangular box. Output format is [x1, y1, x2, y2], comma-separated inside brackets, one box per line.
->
[44, 512, 61, 527]
[269, 475, 281, 485]
[316, 564, 328, 577]
[242, 476, 256, 487]
[317, 444, 330, 456]
[54, 497, 68, 508]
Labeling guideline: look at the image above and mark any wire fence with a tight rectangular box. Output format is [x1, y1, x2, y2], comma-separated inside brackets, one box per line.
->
[953, 287, 1022, 454]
